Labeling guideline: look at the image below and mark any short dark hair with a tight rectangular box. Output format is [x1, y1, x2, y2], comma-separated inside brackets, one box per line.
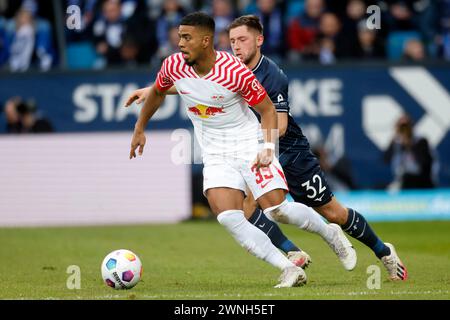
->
[180, 12, 215, 34]
[228, 15, 264, 34]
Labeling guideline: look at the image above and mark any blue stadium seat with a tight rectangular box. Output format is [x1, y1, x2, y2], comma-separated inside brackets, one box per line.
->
[66, 42, 99, 69]
[387, 31, 421, 60]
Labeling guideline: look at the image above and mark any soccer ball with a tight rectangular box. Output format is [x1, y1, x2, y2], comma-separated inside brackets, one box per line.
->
[101, 249, 143, 290]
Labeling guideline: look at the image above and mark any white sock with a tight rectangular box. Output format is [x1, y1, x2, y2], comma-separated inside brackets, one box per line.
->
[217, 210, 294, 270]
[264, 200, 335, 243]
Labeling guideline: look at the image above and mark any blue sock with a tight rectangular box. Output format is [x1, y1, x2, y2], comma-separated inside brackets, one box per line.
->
[248, 208, 300, 254]
[342, 208, 391, 259]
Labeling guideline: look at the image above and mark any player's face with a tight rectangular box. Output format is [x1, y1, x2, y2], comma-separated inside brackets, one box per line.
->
[229, 26, 262, 65]
[178, 25, 207, 66]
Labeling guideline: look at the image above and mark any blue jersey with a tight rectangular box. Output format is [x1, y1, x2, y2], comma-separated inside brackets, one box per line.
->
[252, 56, 316, 172]
[251, 55, 333, 207]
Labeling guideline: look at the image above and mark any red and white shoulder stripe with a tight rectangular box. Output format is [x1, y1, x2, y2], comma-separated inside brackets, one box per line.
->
[205, 51, 254, 93]
[163, 52, 198, 81]
[162, 51, 257, 94]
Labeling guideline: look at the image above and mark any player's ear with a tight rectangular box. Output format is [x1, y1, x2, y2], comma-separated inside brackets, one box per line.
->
[203, 35, 212, 48]
[256, 34, 264, 48]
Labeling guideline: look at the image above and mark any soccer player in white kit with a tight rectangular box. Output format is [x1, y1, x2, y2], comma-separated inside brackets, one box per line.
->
[129, 12, 353, 288]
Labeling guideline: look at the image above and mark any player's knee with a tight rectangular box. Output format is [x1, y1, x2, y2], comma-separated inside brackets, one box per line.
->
[207, 200, 222, 216]
[217, 210, 245, 227]
[264, 200, 289, 223]
[320, 206, 348, 225]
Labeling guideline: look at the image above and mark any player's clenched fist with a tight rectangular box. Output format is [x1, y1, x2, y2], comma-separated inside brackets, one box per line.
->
[129, 130, 146, 159]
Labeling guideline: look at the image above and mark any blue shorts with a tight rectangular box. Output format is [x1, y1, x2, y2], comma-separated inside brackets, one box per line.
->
[279, 140, 334, 208]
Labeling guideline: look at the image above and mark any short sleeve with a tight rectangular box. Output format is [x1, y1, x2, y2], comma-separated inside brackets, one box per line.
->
[155, 58, 174, 92]
[238, 70, 267, 107]
[271, 90, 289, 113]
[267, 69, 290, 113]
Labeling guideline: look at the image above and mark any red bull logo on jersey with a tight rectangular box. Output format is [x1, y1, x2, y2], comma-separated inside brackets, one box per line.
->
[211, 95, 225, 102]
[188, 104, 225, 119]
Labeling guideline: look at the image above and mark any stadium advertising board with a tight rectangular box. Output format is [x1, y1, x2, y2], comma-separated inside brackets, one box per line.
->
[1, 65, 448, 188]
[0, 132, 191, 227]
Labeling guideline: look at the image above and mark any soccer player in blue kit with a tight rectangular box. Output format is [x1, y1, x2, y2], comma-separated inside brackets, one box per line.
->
[126, 15, 407, 281]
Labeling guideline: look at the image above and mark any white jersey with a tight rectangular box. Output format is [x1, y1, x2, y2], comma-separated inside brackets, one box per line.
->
[155, 51, 267, 162]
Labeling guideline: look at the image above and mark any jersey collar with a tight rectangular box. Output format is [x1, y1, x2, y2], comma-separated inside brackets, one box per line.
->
[251, 55, 264, 73]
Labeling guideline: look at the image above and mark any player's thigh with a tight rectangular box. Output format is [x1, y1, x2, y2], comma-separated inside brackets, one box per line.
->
[257, 188, 286, 211]
[206, 187, 245, 216]
[285, 164, 334, 208]
[203, 161, 247, 215]
[241, 158, 289, 211]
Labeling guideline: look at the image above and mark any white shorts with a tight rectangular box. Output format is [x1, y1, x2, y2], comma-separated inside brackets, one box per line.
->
[203, 156, 289, 200]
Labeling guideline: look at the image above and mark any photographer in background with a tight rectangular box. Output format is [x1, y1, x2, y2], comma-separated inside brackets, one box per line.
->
[384, 114, 438, 190]
[3, 97, 53, 134]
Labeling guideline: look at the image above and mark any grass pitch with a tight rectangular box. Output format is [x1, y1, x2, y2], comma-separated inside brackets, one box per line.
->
[0, 220, 449, 300]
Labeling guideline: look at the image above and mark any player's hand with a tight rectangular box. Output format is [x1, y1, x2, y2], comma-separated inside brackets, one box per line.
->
[129, 130, 146, 159]
[252, 148, 274, 170]
[124, 88, 148, 107]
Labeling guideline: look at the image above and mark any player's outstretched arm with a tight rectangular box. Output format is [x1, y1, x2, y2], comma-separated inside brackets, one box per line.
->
[129, 86, 167, 159]
[252, 95, 278, 169]
[125, 85, 178, 107]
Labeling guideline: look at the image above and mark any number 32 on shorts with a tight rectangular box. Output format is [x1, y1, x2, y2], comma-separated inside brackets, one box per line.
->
[301, 174, 326, 200]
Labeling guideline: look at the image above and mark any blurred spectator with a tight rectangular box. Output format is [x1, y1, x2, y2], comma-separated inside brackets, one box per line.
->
[436, 0, 450, 60]
[0, 0, 23, 18]
[211, 0, 235, 37]
[65, 0, 99, 42]
[216, 29, 232, 53]
[119, 35, 140, 67]
[8, 8, 35, 72]
[4, 97, 53, 134]
[287, 0, 324, 61]
[385, 0, 416, 31]
[156, 0, 185, 49]
[145, 0, 193, 20]
[356, 20, 386, 59]
[253, 0, 284, 60]
[384, 114, 437, 190]
[317, 12, 359, 63]
[313, 145, 357, 191]
[0, 0, 448, 71]
[154, 25, 180, 63]
[341, 0, 366, 45]
[402, 38, 426, 61]
[2, 4, 54, 72]
[0, 17, 6, 66]
[122, 0, 158, 65]
[120, 0, 138, 19]
[92, 0, 127, 66]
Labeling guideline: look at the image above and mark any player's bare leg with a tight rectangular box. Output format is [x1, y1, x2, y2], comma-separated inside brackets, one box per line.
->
[257, 189, 357, 271]
[314, 197, 408, 280]
[206, 187, 304, 287]
[243, 190, 311, 268]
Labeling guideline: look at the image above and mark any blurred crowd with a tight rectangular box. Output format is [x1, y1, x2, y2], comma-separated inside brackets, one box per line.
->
[0, 0, 449, 71]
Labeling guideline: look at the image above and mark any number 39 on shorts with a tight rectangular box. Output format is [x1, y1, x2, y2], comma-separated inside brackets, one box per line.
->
[301, 174, 326, 199]
[251, 165, 274, 184]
